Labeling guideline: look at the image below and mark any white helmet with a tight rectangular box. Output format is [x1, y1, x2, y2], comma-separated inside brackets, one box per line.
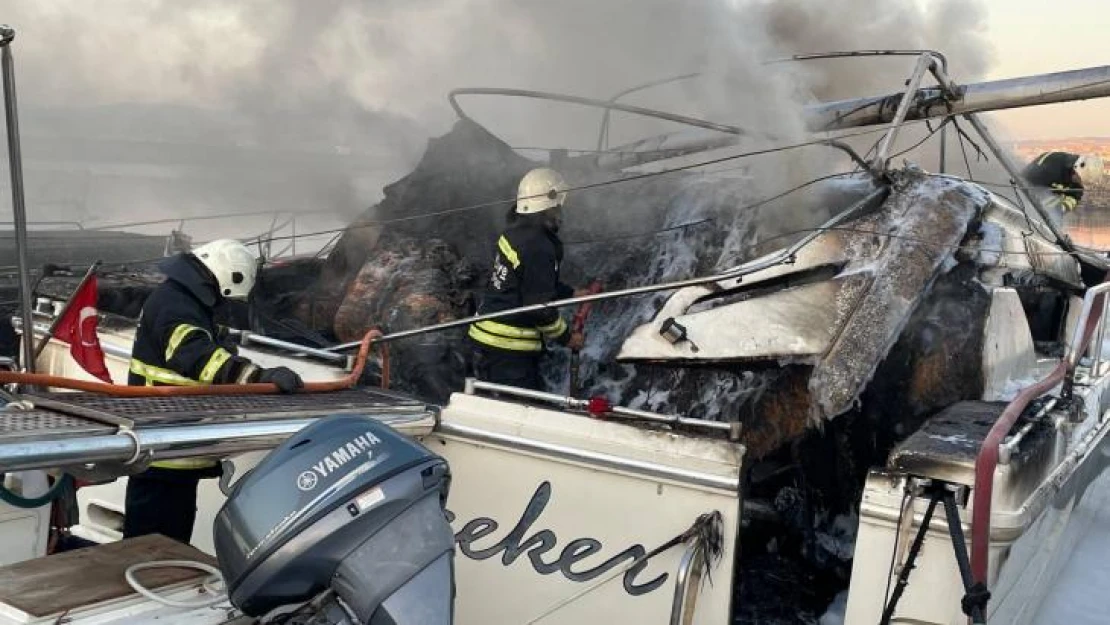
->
[191, 239, 259, 300]
[516, 168, 568, 214]
[1074, 154, 1105, 188]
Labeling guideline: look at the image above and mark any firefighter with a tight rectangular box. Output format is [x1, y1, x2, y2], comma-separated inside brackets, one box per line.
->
[468, 168, 586, 390]
[1023, 151, 1104, 217]
[122, 239, 303, 544]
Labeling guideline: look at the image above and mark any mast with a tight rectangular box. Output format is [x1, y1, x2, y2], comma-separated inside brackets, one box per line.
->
[589, 63, 1110, 170]
[808, 65, 1110, 131]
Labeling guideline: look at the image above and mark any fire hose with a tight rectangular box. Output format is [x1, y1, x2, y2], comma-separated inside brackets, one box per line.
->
[0, 329, 386, 396]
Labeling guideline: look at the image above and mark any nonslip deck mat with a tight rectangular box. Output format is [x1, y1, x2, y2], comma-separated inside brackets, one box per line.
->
[0, 534, 217, 617]
[0, 388, 432, 449]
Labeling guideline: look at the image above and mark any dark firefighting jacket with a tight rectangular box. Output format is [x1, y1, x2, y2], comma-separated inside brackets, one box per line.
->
[468, 220, 573, 352]
[1024, 151, 1084, 212]
[129, 254, 261, 470]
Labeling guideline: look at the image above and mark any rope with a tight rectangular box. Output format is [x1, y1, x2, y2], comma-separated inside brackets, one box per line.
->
[880, 484, 992, 624]
[941, 489, 988, 623]
[124, 560, 227, 609]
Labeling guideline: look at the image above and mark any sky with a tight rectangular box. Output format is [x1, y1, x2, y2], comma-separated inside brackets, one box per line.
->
[984, 0, 1110, 140]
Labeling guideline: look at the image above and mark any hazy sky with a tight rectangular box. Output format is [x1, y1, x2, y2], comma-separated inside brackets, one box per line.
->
[984, 0, 1110, 140]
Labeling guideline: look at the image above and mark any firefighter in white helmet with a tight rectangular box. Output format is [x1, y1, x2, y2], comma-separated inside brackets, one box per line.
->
[468, 168, 588, 389]
[1023, 151, 1104, 217]
[123, 239, 303, 544]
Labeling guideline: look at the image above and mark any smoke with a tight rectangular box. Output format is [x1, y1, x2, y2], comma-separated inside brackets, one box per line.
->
[0, 0, 996, 239]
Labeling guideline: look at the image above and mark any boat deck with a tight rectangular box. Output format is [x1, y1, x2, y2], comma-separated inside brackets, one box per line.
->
[0, 534, 214, 619]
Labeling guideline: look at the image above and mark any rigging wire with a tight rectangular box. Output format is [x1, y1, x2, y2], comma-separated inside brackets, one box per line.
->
[564, 171, 861, 246]
[960, 179, 1086, 194]
[954, 118, 976, 181]
[18, 117, 952, 270]
[16, 113, 1087, 270]
[565, 219, 714, 246]
[229, 124, 900, 249]
[72, 166, 869, 269]
[883, 120, 947, 164]
[754, 222, 1107, 257]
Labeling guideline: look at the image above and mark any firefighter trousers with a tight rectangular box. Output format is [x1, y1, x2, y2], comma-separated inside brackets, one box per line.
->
[123, 466, 220, 544]
[472, 347, 543, 391]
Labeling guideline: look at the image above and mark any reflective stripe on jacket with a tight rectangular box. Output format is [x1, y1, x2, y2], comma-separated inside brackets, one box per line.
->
[469, 221, 573, 353]
[130, 255, 262, 470]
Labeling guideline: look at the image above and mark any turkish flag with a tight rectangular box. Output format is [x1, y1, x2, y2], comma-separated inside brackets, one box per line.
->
[53, 276, 113, 383]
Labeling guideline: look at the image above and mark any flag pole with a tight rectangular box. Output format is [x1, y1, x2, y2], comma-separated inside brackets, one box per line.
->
[33, 260, 101, 362]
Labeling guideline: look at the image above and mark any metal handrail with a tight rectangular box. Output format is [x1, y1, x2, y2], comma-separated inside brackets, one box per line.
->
[463, 378, 737, 436]
[1065, 283, 1110, 371]
[0, 220, 84, 230]
[764, 49, 950, 73]
[448, 87, 753, 138]
[767, 50, 959, 99]
[669, 540, 705, 625]
[21, 315, 352, 369]
[87, 208, 334, 232]
[595, 73, 702, 151]
[231, 329, 352, 368]
[969, 280, 1110, 593]
[0, 417, 315, 472]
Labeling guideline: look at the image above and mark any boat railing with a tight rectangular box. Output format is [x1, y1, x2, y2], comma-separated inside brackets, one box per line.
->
[970, 280, 1110, 599]
[669, 539, 707, 625]
[462, 378, 739, 439]
[17, 313, 355, 370]
[0, 220, 84, 230]
[83, 208, 340, 260]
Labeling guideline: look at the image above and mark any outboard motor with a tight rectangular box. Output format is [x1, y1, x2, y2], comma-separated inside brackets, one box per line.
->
[214, 414, 454, 624]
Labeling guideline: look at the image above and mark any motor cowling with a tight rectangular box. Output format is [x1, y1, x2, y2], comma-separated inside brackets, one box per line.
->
[213, 414, 453, 624]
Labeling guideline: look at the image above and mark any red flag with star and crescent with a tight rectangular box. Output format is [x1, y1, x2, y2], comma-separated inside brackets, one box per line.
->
[52, 276, 113, 383]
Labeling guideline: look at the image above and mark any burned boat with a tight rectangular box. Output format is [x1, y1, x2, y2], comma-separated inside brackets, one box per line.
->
[3, 34, 1110, 625]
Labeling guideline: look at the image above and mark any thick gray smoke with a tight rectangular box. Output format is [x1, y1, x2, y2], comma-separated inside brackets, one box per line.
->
[0, 0, 995, 242]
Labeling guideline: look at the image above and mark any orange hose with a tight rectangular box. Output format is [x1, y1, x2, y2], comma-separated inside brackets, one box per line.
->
[0, 329, 382, 397]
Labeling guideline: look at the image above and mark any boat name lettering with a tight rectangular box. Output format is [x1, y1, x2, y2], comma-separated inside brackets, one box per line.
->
[446, 481, 667, 596]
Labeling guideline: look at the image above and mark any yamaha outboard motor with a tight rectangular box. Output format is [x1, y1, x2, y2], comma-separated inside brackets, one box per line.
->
[214, 414, 453, 624]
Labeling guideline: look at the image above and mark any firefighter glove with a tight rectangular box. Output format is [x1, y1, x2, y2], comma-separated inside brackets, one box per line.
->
[258, 366, 303, 393]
